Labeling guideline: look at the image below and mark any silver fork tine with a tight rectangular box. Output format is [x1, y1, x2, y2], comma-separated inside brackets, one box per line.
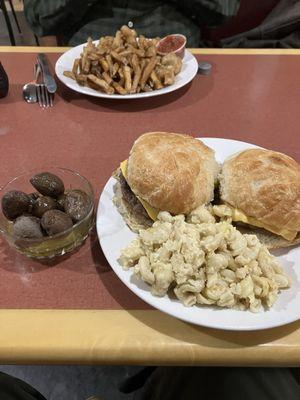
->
[46, 86, 53, 108]
[45, 86, 51, 107]
[43, 85, 50, 108]
[47, 89, 53, 108]
[36, 85, 43, 108]
[49, 92, 53, 107]
[35, 62, 44, 108]
[40, 84, 47, 108]
[35, 59, 53, 108]
[36, 85, 54, 108]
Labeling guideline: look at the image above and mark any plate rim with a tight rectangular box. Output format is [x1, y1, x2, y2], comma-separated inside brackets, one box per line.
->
[55, 41, 198, 99]
[96, 137, 299, 331]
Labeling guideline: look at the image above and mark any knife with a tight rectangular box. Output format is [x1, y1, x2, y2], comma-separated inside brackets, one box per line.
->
[37, 53, 57, 93]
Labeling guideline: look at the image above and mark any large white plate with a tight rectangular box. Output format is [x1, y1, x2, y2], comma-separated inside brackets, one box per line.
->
[97, 138, 300, 331]
[55, 42, 198, 99]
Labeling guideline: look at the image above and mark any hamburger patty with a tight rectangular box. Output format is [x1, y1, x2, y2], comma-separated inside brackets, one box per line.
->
[119, 173, 149, 218]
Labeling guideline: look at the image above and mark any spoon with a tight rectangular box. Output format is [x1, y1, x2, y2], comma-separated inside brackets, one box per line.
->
[22, 63, 40, 103]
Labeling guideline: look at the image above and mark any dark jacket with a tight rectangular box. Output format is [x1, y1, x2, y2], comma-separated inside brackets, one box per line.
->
[24, 0, 240, 47]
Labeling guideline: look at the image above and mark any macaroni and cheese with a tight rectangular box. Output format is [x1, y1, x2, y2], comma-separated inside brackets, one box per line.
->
[120, 206, 291, 312]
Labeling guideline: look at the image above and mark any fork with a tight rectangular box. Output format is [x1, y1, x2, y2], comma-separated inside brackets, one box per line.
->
[36, 83, 53, 108]
[35, 62, 54, 108]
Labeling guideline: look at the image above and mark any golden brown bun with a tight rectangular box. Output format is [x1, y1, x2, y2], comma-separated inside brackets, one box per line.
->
[126, 132, 219, 214]
[220, 148, 300, 237]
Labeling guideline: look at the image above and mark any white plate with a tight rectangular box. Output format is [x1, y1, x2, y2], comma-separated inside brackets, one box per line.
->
[55, 42, 198, 99]
[97, 138, 300, 331]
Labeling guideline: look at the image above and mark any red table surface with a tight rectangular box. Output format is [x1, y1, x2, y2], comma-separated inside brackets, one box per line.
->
[0, 52, 299, 310]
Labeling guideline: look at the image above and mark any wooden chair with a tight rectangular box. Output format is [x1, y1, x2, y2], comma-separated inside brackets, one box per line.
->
[8, 0, 22, 33]
[202, 0, 280, 45]
[0, 0, 15, 45]
[0, 0, 22, 46]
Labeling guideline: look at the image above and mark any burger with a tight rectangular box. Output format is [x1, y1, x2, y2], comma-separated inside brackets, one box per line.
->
[219, 148, 300, 248]
[113, 132, 219, 231]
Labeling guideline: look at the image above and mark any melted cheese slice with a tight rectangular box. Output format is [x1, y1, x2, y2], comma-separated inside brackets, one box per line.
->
[120, 160, 159, 221]
[227, 205, 297, 241]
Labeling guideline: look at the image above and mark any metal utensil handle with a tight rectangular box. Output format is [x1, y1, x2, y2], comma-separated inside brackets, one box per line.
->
[34, 62, 40, 82]
[37, 53, 57, 93]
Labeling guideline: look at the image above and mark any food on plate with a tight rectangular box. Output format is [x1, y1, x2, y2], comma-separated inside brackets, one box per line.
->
[113, 132, 219, 232]
[1, 171, 91, 240]
[218, 149, 300, 249]
[63, 26, 183, 95]
[109, 138, 298, 315]
[120, 205, 290, 312]
[156, 34, 186, 59]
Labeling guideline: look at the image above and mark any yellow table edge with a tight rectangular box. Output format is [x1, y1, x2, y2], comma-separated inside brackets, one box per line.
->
[1, 46, 300, 55]
[0, 309, 300, 365]
[1, 45, 300, 365]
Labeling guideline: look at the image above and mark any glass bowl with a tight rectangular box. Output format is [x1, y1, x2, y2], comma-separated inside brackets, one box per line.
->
[0, 167, 94, 259]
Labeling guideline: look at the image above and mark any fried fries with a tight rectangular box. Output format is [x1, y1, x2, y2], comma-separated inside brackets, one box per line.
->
[87, 74, 114, 94]
[72, 58, 80, 75]
[63, 71, 76, 80]
[140, 56, 157, 89]
[64, 26, 183, 95]
[150, 70, 163, 90]
[123, 65, 132, 92]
